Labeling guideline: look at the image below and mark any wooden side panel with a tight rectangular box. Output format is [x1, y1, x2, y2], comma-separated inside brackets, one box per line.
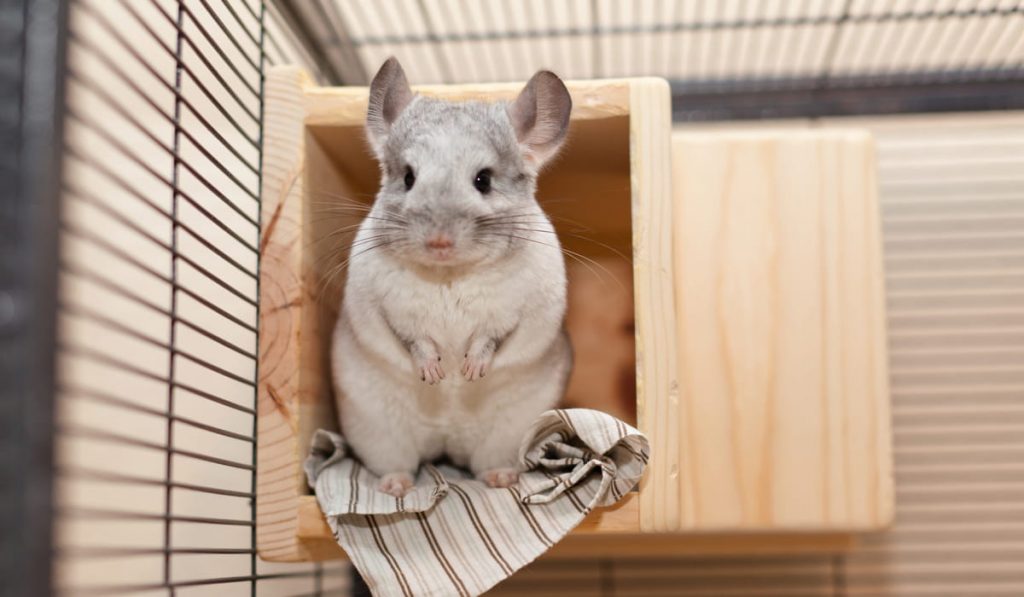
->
[666, 130, 893, 532]
[628, 79, 683, 533]
[257, 66, 338, 562]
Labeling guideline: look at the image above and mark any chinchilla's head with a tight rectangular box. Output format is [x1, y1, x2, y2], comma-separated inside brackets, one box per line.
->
[362, 57, 571, 269]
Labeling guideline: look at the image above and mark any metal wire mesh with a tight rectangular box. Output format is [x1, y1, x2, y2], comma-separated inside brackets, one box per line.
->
[10, 1, 1022, 596]
[281, 0, 1024, 119]
[52, 0, 346, 594]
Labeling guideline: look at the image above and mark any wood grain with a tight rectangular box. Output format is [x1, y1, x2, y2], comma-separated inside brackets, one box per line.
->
[629, 79, 683, 534]
[295, 494, 858, 558]
[257, 66, 343, 563]
[658, 130, 894, 533]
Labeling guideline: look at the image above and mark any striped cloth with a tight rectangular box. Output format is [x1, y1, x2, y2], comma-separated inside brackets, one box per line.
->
[304, 409, 649, 596]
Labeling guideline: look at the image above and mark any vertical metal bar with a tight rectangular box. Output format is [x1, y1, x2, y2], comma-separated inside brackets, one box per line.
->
[163, 1, 186, 593]
[0, 0, 67, 595]
[590, 0, 601, 78]
[416, 0, 453, 83]
[816, 0, 855, 89]
[252, 1, 267, 595]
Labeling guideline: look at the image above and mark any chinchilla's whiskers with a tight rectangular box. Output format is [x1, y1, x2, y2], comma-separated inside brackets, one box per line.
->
[313, 209, 408, 226]
[315, 237, 399, 298]
[309, 189, 378, 203]
[306, 223, 398, 248]
[475, 231, 624, 292]
[481, 225, 631, 264]
[476, 211, 592, 234]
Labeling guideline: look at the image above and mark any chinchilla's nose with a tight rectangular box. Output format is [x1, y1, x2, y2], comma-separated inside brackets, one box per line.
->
[425, 233, 454, 250]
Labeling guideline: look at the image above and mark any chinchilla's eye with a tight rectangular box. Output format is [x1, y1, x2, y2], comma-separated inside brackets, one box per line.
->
[403, 166, 415, 191]
[473, 169, 492, 194]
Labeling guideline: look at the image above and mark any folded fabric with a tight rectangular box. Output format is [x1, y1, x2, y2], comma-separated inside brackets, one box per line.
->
[304, 408, 650, 597]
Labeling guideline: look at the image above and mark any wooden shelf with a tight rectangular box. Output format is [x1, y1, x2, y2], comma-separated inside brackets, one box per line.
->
[257, 65, 892, 563]
[294, 494, 858, 560]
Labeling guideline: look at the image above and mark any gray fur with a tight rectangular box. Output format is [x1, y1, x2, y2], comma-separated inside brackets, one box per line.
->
[332, 58, 574, 496]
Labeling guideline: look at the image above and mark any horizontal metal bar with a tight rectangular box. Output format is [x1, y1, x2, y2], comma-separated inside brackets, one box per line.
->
[58, 507, 254, 526]
[58, 546, 256, 558]
[142, 0, 261, 103]
[68, 13, 260, 149]
[218, 0, 262, 49]
[65, 34, 260, 177]
[60, 260, 257, 342]
[106, 0, 260, 125]
[59, 343, 256, 416]
[57, 466, 254, 498]
[67, 387, 254, 443]
[60, 302, 256, 389]
[183, 0, 261, 71]
[65, 108, 259, 232]
[60, 425, 255, 471]
[61, 219, 258, 312]
[63, 182, 256, 293]
[62, 154, 258, 277]
[66, 69, 259, 200]
[65, 570, 337, 596]
[349, 6, 1024, 47]
[671, 71, 1024, 121]
[59, 243, 257, 362]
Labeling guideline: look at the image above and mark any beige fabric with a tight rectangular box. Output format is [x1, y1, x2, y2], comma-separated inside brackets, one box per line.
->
[305, 409, 649, 596]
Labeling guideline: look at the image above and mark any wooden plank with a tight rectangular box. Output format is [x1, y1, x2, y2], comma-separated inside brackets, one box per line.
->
[661, 130, 894, 533]
[628, 78, 683, 533]
[257, 66, 340, 563]
[295, 494, 858, 559]
[302, 79, 631, 126]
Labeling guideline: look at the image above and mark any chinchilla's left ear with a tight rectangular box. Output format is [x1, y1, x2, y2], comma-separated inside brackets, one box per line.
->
[507, 70, 572, 169]
[366, 56, 414, 156]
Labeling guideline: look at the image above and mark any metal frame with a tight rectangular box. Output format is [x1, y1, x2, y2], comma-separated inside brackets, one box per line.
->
[0, 1, 68, 596]
[671, 70, 1024, 121]
[283, 0, 1024, 121]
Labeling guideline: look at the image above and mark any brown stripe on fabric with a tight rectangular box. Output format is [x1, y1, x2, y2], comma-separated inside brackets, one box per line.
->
[432, 505, 490, 592]
[349, 462, 361, 513]
[619, 440, 649, 464]
[366, 514, 414, 597]
[381, 512, 432, 592]
[508, 487, 554, 547]
[449, 485, 515, 575]
[472, 485, 532, 563]
[540, 469, 586, 513]
[554, 410, 575, 440]
[609, 477, 624, 502]
[415, 512, 470, 597]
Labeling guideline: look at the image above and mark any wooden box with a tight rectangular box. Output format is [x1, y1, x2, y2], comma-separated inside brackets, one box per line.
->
[257, 67, 892, 562]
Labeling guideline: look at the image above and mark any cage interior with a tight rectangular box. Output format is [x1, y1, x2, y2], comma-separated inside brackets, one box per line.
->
[305, 114, 637, 427]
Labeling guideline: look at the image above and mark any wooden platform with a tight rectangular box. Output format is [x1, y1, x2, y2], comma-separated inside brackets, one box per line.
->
[257, 65, 892, 562]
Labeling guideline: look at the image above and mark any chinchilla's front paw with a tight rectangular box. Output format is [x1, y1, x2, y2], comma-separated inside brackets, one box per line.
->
[461, 351, 493, 381]
[411, 338, 444, 384]
[417, 354, 445, 385]
[462, 337, 496, 381]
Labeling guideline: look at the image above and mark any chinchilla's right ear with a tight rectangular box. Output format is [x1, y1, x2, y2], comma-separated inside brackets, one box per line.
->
[366, 57, 414, 157]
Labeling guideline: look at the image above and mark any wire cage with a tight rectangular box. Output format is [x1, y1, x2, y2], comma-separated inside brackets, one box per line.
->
[3, 0, 1023, 596]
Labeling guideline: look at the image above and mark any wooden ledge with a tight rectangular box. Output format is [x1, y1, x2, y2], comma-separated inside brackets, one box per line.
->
[295, 493, 856, 560]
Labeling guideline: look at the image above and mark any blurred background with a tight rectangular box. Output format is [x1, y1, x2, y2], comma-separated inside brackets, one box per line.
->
[2, 0, 1023, 595]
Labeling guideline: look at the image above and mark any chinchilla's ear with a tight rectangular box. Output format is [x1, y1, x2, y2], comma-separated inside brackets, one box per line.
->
[366, 57, 414, 155]
[507, 70, 572, 169]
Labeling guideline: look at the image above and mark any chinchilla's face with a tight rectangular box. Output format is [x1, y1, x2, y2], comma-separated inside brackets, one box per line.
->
[360, 58, 572, 269]
[372, 98, 536, 268]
